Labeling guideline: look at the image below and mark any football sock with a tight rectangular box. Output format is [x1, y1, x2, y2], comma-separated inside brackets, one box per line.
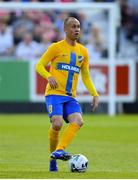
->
[56, 122, 80, 150]
[49, 127, 59, 153]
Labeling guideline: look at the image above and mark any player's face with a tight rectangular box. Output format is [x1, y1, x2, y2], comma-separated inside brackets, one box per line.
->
[65, 19, 80, 41]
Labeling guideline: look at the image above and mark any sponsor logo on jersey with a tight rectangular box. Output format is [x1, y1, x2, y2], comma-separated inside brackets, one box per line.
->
[57, 63, 80, 74]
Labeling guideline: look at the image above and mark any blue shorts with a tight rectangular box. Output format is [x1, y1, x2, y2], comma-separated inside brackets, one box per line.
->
[45, 95, 82, 123]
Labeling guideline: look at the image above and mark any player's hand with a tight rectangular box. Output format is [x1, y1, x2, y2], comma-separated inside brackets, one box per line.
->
[91, 96, 99, 112]
[47, 76, 58, 89]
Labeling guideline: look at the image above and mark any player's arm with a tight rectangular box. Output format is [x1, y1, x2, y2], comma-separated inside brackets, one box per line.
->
[81, 50, 99, 111]
[35, 45, 58, 89]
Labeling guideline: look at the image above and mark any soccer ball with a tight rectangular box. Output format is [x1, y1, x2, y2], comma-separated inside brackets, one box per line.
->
[68, 154, 88, 172]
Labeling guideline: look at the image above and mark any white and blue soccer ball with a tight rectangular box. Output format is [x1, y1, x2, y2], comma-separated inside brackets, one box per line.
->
[68, 154, 88, 172]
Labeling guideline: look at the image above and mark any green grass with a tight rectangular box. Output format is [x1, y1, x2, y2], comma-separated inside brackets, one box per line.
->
[0, 114, 138, 178]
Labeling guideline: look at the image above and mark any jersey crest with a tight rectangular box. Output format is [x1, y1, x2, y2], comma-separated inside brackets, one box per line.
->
[78, 55, 84, 63]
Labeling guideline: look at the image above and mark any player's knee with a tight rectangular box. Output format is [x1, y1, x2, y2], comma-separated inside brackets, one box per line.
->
[77, 118, 84, 127]
[52, 122, 63, 131]
[51, 116, 63, 131]
[72, 118, 84, 127]
[68, 113, 84, 127]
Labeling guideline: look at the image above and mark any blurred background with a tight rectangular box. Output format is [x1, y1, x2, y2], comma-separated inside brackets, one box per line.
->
[0, 0, 138, 115]
[0, 1, 138, 178]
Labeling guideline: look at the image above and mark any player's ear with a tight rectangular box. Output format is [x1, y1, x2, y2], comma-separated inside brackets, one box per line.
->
[64, 26, 67, 33]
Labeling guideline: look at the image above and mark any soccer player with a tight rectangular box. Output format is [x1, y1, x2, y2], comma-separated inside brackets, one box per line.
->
[36, 17, 99, 172]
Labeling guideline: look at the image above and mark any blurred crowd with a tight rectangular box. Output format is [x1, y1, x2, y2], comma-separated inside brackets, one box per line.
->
[0, 0, 138, 62]
[118, 0, 138, 58]
[0, 0, 116, 2]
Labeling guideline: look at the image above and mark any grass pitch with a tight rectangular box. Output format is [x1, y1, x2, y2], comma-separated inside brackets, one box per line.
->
[0, 114, 138, 178]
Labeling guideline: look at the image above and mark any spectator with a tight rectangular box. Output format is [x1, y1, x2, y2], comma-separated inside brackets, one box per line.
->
[15, 32, 41, 61]
[120, 0, 138, 43]
[0, 19, 14, 56]
[54, 11, 69, 38]
[118, 0, 138, 57]
[12, 11, 34, 44]
[86, 25, 104, 62]
[39, 32, 52, 54]
[39, 20, 57, 42]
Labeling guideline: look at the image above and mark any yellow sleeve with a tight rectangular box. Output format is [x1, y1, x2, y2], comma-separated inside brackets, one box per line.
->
[35, 44, 56, 79]
[81, 49, 99, 97]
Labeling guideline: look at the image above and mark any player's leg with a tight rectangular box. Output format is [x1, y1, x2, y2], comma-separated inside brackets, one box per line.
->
[49, 115, 63, 153]
[45, 96, 63, 171]
[55, 99, 83, 153]
[50, 114, 72, 161]
[56, 113, 83, 151]
[49, 115, 63, 171]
